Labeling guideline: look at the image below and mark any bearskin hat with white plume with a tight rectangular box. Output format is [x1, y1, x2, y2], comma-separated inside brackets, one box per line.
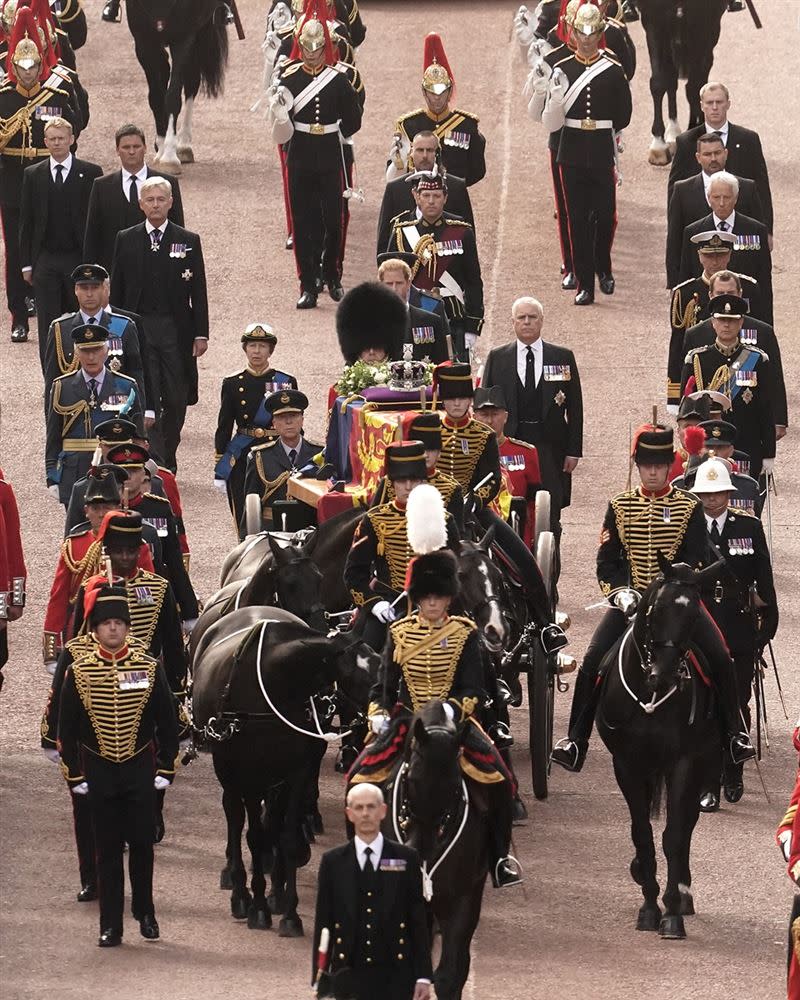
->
[405, 483, 458, 600]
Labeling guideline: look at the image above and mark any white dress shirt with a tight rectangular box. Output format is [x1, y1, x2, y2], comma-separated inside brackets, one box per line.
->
[712, 210, 736, 233]
[81, 366, 106, 393]
[80, 310, 105, 325]
[516, 338, 542, 386]
[145, 219, 168, 238]
[50, 153, 72, 183]
[122, 165, 148, 202]
[705, 511, 728, 536]
[354, 833, 383, 870]
[704, 120, 729, 146]
[281, 440, 302, 464]
[702, 170, 714, 201]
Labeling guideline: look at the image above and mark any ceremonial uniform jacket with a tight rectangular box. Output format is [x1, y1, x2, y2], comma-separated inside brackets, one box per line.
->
[0, 475, 25, 620]
[277, 60, 363, 174]
[371, 467, 464, 533]
[45, 369, 144, 502]
[682, 316, 786, 428]
[242, 435, 321, 521]
[438, 415, 501, 506]
[43, 310, 148, 411]
[673, 468, 762, 518]
[52, 0, 88, 51]
[213, 366, 297, 481]
[496, 435, 542, 548]
[550, 51, 632, 169]
[275, 20, 357, 67]
[53, 635, 178, 788]
[700, 508, 777, 654]
[393, 107, 486, 186]
[344, 502, 460, 608]
[376, 172, 474, 255]
[537, 5, 636, 80]
[679, 212, 773, 324]
[0, 74, 78, 207]
[387, 212, 483, 335]
[370, 613, 483, 719]
[596, 485, 710, 595]
[72, 568, 187, 698]
[404, 303, 449, 364]
[666, 272, 763, 407]
[42, 526, 154, 662]
[127, 491, 198, 620]
[776, 738, 800, 883]
[680, 343, 775, 476]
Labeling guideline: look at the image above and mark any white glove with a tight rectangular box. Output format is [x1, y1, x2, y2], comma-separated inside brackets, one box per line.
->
[44, 660, 58, 676]
[154, 775, 171, 790]
[762, 458, 775, 474]
[549, 67, 568, 100]
[371, 600, 397, 624]
[779, 830, 792, 862]
[43, 748, 61, 764]
[613, 589, 639, 615]
[71, 781, 89, 795]
[616, 130, 626, 155]
[464, 333, 479, 350]
[514, 5, 535, 49]
[47, 484, 60, 501]
[182, 618, 198, 635]
[666, 404, 679, 417]
[267, 0, 291, 31]
[269, 85, 291, 122]
[213, 478, 228, 495]
[370, 713, 390, 735]
[442, 703, 455, 722]
[179, 737, 193, 753]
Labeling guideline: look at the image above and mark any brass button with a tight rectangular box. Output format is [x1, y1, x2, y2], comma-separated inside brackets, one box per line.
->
[336, 937, 342, 944]
[399, 922, 405, 929]
[366, 957, 372, 964]
[366, 924, 371, 930]
[399, 938, 405, 944]
[366, 939, 371, 946]
[239, 387, 244, 392]
[366, 908, 372, 914]
[367, 892, 372, 897]
[338, 953, 345, 960]
[397, 953, 404, 960]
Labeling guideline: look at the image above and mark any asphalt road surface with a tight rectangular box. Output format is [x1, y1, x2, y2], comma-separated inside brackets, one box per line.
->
[1, 2, 797, 998]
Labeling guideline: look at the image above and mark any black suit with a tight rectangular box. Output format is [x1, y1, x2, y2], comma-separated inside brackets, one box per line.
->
[242, 436, 321, 537]
[665, 173, 762, 289]
[667, 122, 773, 234]
[679, 212, 772, 324]
[406, 303, 449, 363]
[313, 837, 431, 1000]
[19, 157, 103, 369]
[483, 340, 582, 525]
[110, 221, 209, 470]
[376, 174, 474, 257]
[83, 168, 185, 272]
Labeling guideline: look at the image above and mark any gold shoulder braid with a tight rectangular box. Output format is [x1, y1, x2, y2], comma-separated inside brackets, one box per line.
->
[392, 615, 474, 711]
[124, 573, 168, 650]
[70, 646, 157, 763]
[367, 506, 411, 590]
[54, 320, 78, 377]
[255, 450, 291, 504]
[64, 535, 104, 595]
[671, 287, 698, 332]
[609, 488, 698, 591]
[439, 421, 489, 494]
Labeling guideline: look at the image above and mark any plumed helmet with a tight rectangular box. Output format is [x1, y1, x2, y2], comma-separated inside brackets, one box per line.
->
[573, 2, 605, 35]
[422, 33, 453, 95]
[1, 0, 18, 37]
[8, 6, 44, 79]
[336, 282, 407, 365]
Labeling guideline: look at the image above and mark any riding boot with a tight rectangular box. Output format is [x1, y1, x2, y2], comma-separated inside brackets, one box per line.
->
[102, 0, 122, 22]
[487, 785, 522, 888]
[551, 667, 599, 772]
[714, 665, 756, 765]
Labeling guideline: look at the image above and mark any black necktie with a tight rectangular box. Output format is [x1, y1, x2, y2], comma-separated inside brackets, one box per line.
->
[288, 448, 297, 467]
[87, 316, 96, 324]
[88, 378, 98, 407]
[710, 520, 721, 545]
[525, 346, 536, 389]
[363, 846, 375, 878]
[718, 220, 729, 232]
[55, 164, 64, 188]
[129, 175, 138, 204]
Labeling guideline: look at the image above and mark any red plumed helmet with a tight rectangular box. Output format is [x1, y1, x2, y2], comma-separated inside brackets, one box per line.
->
[6, 5, 44, 82]
[422, 33, 454, 97]
[684, 425, 707, 456]
[29, 0, 59, 67]
[291, 0, 335, 65]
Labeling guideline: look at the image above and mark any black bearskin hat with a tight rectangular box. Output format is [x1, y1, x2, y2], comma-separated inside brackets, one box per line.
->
[336, 282, 407, 365]
[407, 549, 459, 602]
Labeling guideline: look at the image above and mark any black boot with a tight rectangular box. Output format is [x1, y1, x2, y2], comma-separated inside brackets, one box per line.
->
[487, 787, 522, 888]
[551, 667, 598, 772]
[714, 670, 756, 766]
[621, 0, 639, 21]
[102, 0, 122, 21]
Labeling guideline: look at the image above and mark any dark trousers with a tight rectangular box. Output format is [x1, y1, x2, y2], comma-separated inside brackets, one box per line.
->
[86, 751, 157, 933]
[71, 787, 97, 886]
[353, 964, 416, 1000]
[1, 202, 29, 328]
[549, 148, 572, 273]
[143, 314, 187, 472]
[289, 167, 344, 293]
[33, 249, 81, 371]
[559, 163, 616, 295]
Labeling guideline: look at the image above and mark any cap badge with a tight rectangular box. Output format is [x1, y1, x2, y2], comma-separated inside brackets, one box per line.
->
[280, 393, 290, 404]
[86, 330, 94, 340]
[707, 468, 718, 480]
[712, 428, 721, 437]
[724, 303, 732, 313]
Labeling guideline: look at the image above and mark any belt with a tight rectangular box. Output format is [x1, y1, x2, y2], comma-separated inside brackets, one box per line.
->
[1, 146, 48, 158]
[63, 440, 98, 452]
[564, 118, 614, 131]
[240, 426, 277, 439]
[294, 122, 340, 135]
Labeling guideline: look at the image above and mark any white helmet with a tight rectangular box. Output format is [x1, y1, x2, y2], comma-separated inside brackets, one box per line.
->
[693, 457, 737, 494]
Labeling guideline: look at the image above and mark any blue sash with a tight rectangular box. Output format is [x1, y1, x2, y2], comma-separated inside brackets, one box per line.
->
[214, 375, 292, 480]
[728, 349, 760, 402]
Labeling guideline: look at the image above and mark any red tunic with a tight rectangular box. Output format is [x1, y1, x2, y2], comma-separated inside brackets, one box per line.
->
[776, 728, 800, 1000]
[156, 466, 190, 558]
[496, 436, 542, 548]
[0, 474, 26, 618]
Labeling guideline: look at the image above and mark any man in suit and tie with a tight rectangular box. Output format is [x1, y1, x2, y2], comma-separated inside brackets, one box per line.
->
[83, 123, 185, 273]
[667, 82, 773, 240]
[312, 783, 432, 1000]
[377, 256, 450, 363]
[42, 263, 149, 416]
[679, 171, 773, 324]
[482, 296, 583, 535]
[45, 324, 144, 505]
[665, 132, 763, 289]
[110, 176, 208, 472]
[376, 131, 474, 256]
[18, 117, 103, 371]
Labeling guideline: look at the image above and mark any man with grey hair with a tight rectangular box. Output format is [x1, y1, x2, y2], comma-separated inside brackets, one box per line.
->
[668, 82, 773, 236]
[312, 782, 432, 999]
[110, 175, 209, 471]
[482, 296, 583, 536]
[679, 170, 773, 323]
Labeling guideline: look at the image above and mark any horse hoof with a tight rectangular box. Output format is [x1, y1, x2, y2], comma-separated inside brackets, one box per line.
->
[659, 914, 686, 940]
[247, 905, 272, 930]
[278, 915, 304, 938]
[636, 903, 661, 932]
[630, 858, 643, 886]
[267, 893, 285, 915]
[679, 891, 695, 916]
[231, 892, 251, 920]
[177, 146, 195, 163]
[220, 866, 233, 890]
[157, 157, 182, 176]
[647, 148, 672, 167]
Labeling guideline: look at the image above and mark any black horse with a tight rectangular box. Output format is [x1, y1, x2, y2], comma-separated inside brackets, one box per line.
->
[596, 554, 725, 939]
[382, 701, 490, 1000]
[126, 0, 229, 173]
[192, 606, 378, 935]
[190, 534, 327, 659]
[639, 0, 725, 164]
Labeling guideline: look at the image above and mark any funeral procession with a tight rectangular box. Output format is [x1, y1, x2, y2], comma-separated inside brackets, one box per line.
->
[1, 0, 798, 997]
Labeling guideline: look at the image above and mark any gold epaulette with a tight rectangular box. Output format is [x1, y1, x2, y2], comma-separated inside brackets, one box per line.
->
[251, 438, 279, 453]
[683, 345, 707, 364]
[142, 491, 169, 505]
[395, 108, 427, 129]
[389, 210, 414, 228]
[728, 505, 756, 518]
[444, 614, 477, 631]
[280, 60, 305, 77]
[506, 437, 536, 450]
[451, 107, 479, 124]
[442, 218, 472, 228]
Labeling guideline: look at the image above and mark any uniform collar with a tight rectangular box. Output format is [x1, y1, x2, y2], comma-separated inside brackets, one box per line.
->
[425, 107, 451, 124]
[575, 52, 601, 66]
[714, 338, 740, 357]
[639, 484, 671, 499]
[442, 414, 471, 429]
[391, 499, 407, 512]
[97, 643, 130, 662]
[16, 82, 41, 98]
[246, 365, 274, 377]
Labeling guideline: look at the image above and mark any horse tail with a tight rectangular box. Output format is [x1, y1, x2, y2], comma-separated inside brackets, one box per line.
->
[649, 767, 666, 819]
[195, 11, 229, 99]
